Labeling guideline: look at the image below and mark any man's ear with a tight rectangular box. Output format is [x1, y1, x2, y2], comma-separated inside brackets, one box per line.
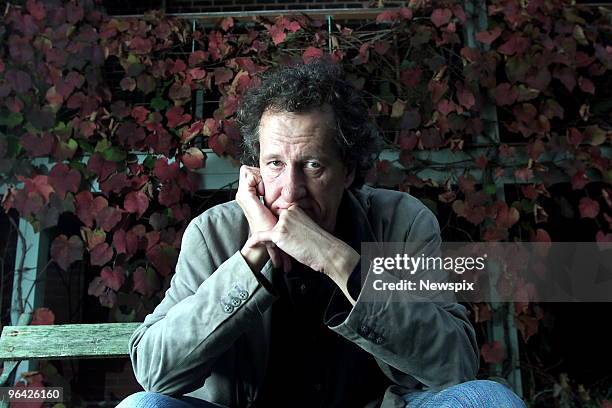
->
[344, 166, 356, 188]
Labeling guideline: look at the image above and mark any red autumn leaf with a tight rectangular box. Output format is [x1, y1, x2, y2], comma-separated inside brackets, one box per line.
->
[137, 74, 157, 94]
[131, 106, 150, 124]
[129, 37, 153, 54]
[66, 3, 84, 23]
[90, 242, 114, 266]
[287, 20, 301, 32]
[189, 67, 206, 80]
[100, 172, 131, 194]
[124, 191, 149, 218]
[159, 182, 182, 207]
[21, 133, 55, 157]
[214, 67, 234, 85]
[30, 307, 55, 325]
[400, 68, 422, 88]
[475, 27, 502, 44]
[596, 231, 612, 249]
[6, 69, 32, 93]
[600, 400, 612, 408]
[26, 0, 46, 20]
[30, 174, 56, 199]
[120, 77, 136, 91]
[302, 47, 324, 63]
[376, 10, 399, 23]
[119, 230, 139, 255]
[6, 97, 24, 113]
[457, 84, 475, 109]
[188, 50, 208, 66]
[516, 314, 540, 342]
[100, 266, 125, 291]
[428, 80, 447, 103]
[48, 163, 81, 199]
[451, 4, 466, 23]
[431, 8, 452, 27]
[170, 59, 187, 75]
[269, 25, 286, 45]
[373, 40, 390, 55]
[75, 192, 108, 228]
[357, 43, 370, 65]
[147, 243, 178, 277]
[51, 234, 84, 271]
[168, 82, 191, 101]
[498, 35, 529, 55]
[166, 106, 192, 128]
[437, 99, 456, 116]
[553, 66, 576, 92]
[220, 16, 234, 31]
[181, 147, 206, 170]
[579, 197, 600, 218]
[481, 341, 505, 363]
[571, 171, 589, 190]
[492, 83, 518, 106]
[181, 120, 204, 143]
[578, 77, 595, 94]
[95, 206, 123, 232]
[154, 158, 180, 182]
[132, 266, 160, 297]
[514, 167, 533, 182]
[530, 229, 551, 250]
[399, 7, 413, 20]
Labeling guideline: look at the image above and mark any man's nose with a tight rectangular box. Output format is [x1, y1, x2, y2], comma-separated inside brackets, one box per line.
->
[280, 166, 306, 203]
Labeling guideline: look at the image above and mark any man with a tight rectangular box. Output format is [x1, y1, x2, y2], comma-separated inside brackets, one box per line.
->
[119, 60, 526, 407]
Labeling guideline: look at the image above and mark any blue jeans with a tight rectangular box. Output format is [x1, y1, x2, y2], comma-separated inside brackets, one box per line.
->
[117, 380, 526, 407]
[402, 380, 527, 407]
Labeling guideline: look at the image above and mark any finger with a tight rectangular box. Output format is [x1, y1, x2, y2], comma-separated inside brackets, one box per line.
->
[256, 179, 265, 197]
[266, 244, 281, 268]
[248, 230, 276, 246]
[281, 250, 292, 273]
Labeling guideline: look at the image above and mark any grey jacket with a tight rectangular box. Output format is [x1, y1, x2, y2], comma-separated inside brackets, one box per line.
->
[128, 185, 479, 407]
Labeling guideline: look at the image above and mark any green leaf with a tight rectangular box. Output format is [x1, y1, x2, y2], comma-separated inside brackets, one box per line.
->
[151, 95, 170, 111]
[7, 136, 23, 157]
[143, 155, 156, 169]
[102, 146, 127, 162]
[484, 184, 498, 195]
[0, 112, 23, 128]
[78, 139, 95, 154]
[95, 138, 111, 153]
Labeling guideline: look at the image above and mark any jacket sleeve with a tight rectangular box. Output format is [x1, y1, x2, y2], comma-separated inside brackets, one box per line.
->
[325, 207, 479, 390]
[128, 210, 278, 396]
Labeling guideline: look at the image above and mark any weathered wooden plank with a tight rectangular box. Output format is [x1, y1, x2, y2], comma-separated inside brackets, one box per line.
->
[0, 323, 141, 361]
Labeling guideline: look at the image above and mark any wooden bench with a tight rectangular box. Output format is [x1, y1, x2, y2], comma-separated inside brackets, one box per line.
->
[0, 323, 141, 387]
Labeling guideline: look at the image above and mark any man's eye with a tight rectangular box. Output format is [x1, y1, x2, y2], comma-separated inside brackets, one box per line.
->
[269, 160, 283, 168]
[305, 161, 321, 169]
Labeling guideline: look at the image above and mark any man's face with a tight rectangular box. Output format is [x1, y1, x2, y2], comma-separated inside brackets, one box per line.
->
[258, 107, 354, 233]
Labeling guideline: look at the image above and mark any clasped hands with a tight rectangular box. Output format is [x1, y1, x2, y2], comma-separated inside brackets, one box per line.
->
[236, 166, 359, 303]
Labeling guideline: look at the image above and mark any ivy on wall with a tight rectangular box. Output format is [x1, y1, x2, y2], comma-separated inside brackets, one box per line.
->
[0, 0, 611, 401]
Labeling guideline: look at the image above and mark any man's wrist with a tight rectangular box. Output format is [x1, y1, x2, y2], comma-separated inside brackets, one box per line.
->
[240, 245, 269, 274]
[325, 240, 360, 303]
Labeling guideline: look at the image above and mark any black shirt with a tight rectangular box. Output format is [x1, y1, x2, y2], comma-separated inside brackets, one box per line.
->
[253, 193, 390, 407]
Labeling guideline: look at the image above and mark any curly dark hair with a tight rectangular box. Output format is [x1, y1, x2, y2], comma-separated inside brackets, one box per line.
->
[236, 59, 383, 188]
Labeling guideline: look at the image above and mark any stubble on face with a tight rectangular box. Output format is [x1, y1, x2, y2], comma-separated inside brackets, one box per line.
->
[257, 107, 353, 232]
